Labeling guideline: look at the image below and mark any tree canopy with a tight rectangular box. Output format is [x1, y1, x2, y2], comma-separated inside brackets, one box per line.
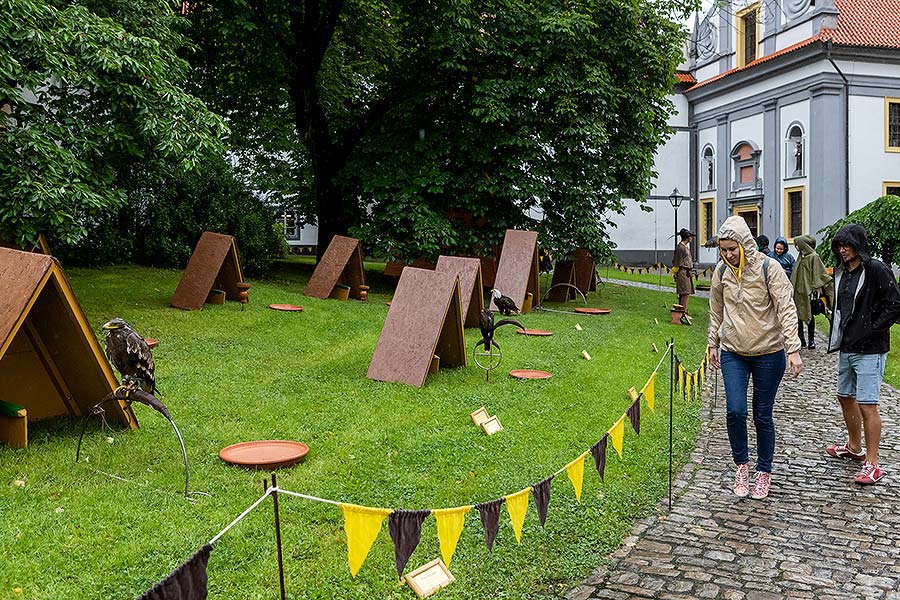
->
[187, 0, 694, 261]
[818, 195, 900, 268]
[0, 0, 228, 247]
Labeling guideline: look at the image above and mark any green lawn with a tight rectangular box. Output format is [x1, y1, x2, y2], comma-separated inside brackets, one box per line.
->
[596, 265, 712, 290]
[1, 259, 710, 599]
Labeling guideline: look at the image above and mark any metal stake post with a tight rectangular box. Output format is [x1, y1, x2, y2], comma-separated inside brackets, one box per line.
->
[668, 338, 674, 511]
[265, 475, 287, 600]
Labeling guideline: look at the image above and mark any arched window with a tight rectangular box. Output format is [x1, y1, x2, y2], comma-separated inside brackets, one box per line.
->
[731, 141, 761, 191]
[702, 145, 715, 191]
[785, 123, 805, 178]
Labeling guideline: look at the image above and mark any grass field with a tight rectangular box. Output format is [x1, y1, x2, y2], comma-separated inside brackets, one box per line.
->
[1, 259, 711, 599]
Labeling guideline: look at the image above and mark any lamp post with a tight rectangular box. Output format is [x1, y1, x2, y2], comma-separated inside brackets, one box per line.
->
[668, 188, 685, 251]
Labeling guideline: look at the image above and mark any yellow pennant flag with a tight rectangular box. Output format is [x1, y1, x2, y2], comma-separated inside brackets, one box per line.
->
[340, 503, 393, 577]
[700, 363, 705, 388]
[686, 370, 693, 399]
[693, 371, 699, 397]
[565, 452, 588, 502]
[432, 506, 471, 567]
[505, 487, 533, 544]
[609, 416, 625, 458]
[641, 372, 656, 413]
[678, 363, 685, 393]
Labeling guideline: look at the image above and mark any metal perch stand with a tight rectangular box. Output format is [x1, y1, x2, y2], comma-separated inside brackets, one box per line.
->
[75, 389, 191, 498]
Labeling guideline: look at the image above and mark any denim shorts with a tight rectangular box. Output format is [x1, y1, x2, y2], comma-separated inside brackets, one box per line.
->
[837, 352, 888, 405]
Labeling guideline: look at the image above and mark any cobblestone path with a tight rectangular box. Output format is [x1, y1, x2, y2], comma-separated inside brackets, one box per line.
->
[602, 278, 711, 299]
[570, 332, 900, 599]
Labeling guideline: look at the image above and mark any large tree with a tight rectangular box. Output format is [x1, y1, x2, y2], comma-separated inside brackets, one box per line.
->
[187, 0, 693, 260]
[0, 0, 227, 247]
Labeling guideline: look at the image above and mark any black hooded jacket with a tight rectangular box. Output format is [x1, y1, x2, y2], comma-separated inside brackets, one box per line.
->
[827, 224, 900, 354]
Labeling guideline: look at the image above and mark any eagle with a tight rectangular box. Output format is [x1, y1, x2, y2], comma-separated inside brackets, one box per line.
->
[102, 318, 157, 394]
[479, 309, 525, 351]
[491, 289, 519, 316]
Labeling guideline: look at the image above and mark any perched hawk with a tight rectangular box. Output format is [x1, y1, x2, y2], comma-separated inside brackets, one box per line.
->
[491, 289, 519, 316]
[478, 309, 525, 351]
[102, 318, 156, 394]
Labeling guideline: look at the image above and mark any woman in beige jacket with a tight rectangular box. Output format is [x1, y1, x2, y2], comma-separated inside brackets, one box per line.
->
[708, 216, 803, 500]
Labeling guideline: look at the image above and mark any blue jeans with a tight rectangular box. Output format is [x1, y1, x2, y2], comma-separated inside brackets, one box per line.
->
[721, 350, 786, 473]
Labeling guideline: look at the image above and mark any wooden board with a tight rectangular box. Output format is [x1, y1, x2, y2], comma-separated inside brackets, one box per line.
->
[171, 232, 245, 310]
[367, 268, 466, 387]
[547, 261, 575, 302]
[384, 257, 435, 278]
[304, 235, 367, 300]
[573, 248, 597, 293]
[492, 230, 539, 314]
[434, 256, 484, 328]
[0, 248, 137, 445]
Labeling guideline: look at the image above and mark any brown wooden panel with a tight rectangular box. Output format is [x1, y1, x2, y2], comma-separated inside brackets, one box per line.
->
[491, 230, 540, 313]
[479, 256, 497, 288]
[573, 248, 597, 293]
[0, 247, 52, 358]
[0, 329, 68, 420]
[304, 235, 368, 299]
[367, 268, 466, 387]
[171, 232, 243, 310]
[547, 261, 575, 302]
[434, 256, 484, 327]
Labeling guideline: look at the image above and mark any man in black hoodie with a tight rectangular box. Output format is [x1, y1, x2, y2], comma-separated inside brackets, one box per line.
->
[826, 224, 900, 484]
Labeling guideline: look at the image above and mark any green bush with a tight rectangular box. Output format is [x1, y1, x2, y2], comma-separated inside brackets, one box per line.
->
[818, 195, 900, 268]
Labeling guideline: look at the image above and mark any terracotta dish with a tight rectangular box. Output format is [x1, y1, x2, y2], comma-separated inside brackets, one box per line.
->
[509, 369, 553, 380]
[268, 304, 304, 312]
[144, 338, 159, 350]
[516, 329, 554, 336]
[219, 440, 309, 469]
[574, 307, 611, 315]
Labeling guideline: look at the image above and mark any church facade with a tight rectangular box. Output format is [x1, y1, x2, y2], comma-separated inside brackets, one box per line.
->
[609, 0, 900, 266]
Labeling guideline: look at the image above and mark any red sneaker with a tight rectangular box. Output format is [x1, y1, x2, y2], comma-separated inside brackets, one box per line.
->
[751, 472, 771, 499]
[733, 463, 749, 497]
[855, 461, 884, 485]
[826, 443, 866, 461]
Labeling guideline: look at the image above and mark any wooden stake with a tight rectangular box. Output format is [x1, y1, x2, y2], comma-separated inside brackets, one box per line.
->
[581, 350, 591, 360]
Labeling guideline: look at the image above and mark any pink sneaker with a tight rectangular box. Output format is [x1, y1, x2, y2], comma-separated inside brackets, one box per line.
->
[751, 471, 771, 499]
[854, 461, 884, 485]
[733, 463, 749, 497]
[826, 442, 866, 461]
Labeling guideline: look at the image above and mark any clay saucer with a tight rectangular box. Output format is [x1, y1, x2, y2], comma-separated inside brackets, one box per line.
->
[268, 304, 304, 312]
[219, 440, 309, 470]
[574, 307, 611, 315]
[144, 338, 159, 350]
[516, 329, 554, 336]
[509, 369, 553, 380]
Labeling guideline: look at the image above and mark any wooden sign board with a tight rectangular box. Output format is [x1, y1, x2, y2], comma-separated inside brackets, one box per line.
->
[547, 260, 576, 302]
[469, 406, 489, 426]
[573, 248, 598, 294]
[481, 415, 503, 435]
[384, 257, 435, 278]
[404, 559, 454, 599]
[171, 232, 245, 310]
[628, 387, 639, 401]
[435, 256, 484, 328]
[0, 248, 137, 446]
[367, 268, 466, 387]
[492, 230, 539, 314]
[304, 235, 367, 300]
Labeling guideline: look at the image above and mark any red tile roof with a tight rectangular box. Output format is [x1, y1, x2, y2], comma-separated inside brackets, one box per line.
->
[676, 72, 696, 84]
[690, 0, 900, 90]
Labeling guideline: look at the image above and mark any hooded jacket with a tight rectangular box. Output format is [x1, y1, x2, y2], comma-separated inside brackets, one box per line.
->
[771, 236, 795, 280]
[708, 216, 801, 355]
[827, 224, 900, 354]
[791, 235, 834, 322]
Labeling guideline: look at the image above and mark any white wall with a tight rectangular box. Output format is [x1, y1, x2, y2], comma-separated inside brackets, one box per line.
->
[692, 62, 826, 115]
[775, 20, 814, 51]
[729, 112, 765, 193]
[848, 95, 900, 212]
[695, 62, 721, 84]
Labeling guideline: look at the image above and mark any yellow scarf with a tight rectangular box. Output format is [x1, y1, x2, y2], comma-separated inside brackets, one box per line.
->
[722, 244, 746, 284]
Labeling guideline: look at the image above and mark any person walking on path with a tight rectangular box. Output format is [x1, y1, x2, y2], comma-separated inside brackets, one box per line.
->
[756, 234, 772, 257]
[672, 228, 695, 324]
[826, 224, 900, 485]
[708, 216, 803, 499]
[772, 236, 795, 280]
[791, 234, 833, 350]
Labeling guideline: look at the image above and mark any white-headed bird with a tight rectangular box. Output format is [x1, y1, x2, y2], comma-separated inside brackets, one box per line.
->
[102, 318, 156, 394]
[491, 289, 519, 316]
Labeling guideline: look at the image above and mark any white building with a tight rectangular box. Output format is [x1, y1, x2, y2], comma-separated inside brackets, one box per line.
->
[609, 0, 900, 266]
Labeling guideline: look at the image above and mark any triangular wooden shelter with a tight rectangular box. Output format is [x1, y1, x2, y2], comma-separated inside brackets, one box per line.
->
[171, 232, 245, 310]
[492, 230, 540, 313]
[304, 235, 367, 300]
[0, 248, 137, 447]
[572, 248, 598, 294]
[367, 268, 466, 387]
[434, 256, 484, 328]
[547, 248, 598, 302]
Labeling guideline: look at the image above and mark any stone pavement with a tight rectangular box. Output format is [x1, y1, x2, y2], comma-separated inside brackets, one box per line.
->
[604, 278, 711, 299]
[570, 331, 900, 600]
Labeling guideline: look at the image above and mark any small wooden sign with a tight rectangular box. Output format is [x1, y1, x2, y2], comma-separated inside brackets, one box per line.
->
[628, 387, 639, 401]
[574, 323, 583, 331]
[581, 350, 592, 361]
[481, 415, 503, 435]
[470, 406, 489, 426]
[405, 558, 454, 598]
[651, 343, 659, 353]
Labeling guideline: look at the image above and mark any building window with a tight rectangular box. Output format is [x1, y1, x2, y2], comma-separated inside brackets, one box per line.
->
[785, 124, 805, 178]
[699, 198, 716, 245]
[702, 145, 715, 191]
[883, 181, 900, 197]
[734, 205, 759, 239]
[886, 98, 900, 152]
[783, 186, 805, 240]
[731, 141, 761, 191]
[736, 4, 759, 68]
[279, 210, 299, 239]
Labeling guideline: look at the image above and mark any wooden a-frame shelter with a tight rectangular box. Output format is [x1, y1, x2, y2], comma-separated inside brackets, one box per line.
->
[367, 268, 466, 387]
[304, 235, 367, 300]
[434, 256, 484, 328]
[547, 248, 598, 302]
[491, 230, 540, 314]
[171, 232, 245, 310]
[0, 248, 137, 447]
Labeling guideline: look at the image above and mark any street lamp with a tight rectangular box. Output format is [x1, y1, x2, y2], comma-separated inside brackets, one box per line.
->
[668, 188, 685, 250]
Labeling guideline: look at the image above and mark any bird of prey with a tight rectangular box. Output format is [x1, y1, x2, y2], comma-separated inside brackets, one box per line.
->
[491, 289, 519, 316]
[102, 318, 157, 394]
[478, 309, 526, 351]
